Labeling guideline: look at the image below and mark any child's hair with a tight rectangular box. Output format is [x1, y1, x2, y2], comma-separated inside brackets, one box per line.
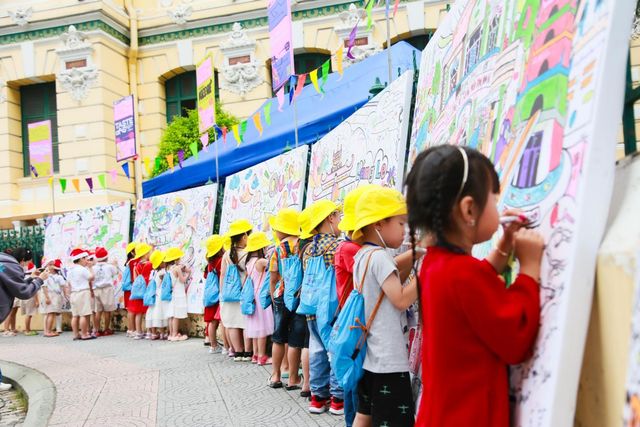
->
[230, 232, 251, 271]
[247, 249, 265, 260]
[9, 247, 32, 263]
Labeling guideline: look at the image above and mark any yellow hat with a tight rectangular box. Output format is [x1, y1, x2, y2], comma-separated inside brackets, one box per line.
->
[352, 186, 407, 240]
[245, 232, 272, 253]
[164, 247, 185, 263]
[205, 235, 225, 258]
[126, 242, 137, 254]
[226, 219, 253, 238]
[150, 250, 166, 269]
[134, 242, 152, 260]
[339, 184, 378, 232]
[300, 200, 341, 239]
[269, 208, 301, 237]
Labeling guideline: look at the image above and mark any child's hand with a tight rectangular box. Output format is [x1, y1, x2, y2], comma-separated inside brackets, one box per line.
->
[45, 297, 51, 305]
[514, 229, 545, 281]
[498, 209, 529, 253]
[39, 271, 50, 281]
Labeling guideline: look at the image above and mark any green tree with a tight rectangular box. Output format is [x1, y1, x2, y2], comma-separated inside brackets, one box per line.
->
[151, 102, 239, 177]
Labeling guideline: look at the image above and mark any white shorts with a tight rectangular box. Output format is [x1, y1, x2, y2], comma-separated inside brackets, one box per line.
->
[93, 286, 116, 312]
[70, 290, 93, 317]
[20, 297, 38, 316]
[44, 293, 63, 314]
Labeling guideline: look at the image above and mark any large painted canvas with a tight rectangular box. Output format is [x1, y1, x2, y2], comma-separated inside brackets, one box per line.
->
[220, 145, 308, 239]
[624, 253, 640, 427]
[305, 70, 414, 206]
[408, 0, 633, 425]
[133, 185, 218, 314]
[43, 201, 131, 309]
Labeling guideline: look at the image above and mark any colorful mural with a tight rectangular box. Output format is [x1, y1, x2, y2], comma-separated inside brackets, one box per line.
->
[624, 254, 640, 427]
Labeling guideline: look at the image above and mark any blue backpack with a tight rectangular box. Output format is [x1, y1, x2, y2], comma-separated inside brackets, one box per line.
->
[241, 270, 260, 316]
[281, 255, 303, 312]
[203, 272, 220, 307]
[143, 275, 157, 307]
[314, 266, 338, 347]
[120, 266, 132, 292]
[160, 273, 173, 302]
[259, 271, 272, 309]
[328, 249, 383, 391]
[221, 264, 243, 302]
[130, 274, 147, 300]
[297, 241, 332, 316]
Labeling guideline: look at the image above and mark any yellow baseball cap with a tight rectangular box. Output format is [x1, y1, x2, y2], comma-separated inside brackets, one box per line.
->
[164, 247, 184, 263]
[126, 242, 137, 254]
[226, 219, 253, 237]
[339, 184, 377, 232]
[269, 208, 301, 237]
[134, 242, 152, 260]
[205, 235, 225, 258]
[245, 232, 272, 253]
[150, 250, 166, 269]
[352, 186, 407, 240]
[300, 200, 341, 239]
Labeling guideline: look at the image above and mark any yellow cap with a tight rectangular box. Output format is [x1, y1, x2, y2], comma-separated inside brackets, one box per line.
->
[269, 208, 301, 237]
[226, 219, 253, 238]
[134, 242, 152, 260]
[245, 232, 272, 253]
[150, 250, 166, 269]
[126, 242, 137, 254]
[205, 235, 225, 258]
[300, 200, 341, 239]
[339, 184, 378, 232]
[164, 247, 185, 263]
[352, 186, 407, 240]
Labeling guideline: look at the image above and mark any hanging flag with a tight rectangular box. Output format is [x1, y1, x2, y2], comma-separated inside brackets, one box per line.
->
[177, 150, 185, 168]
[277, 87, 285, 112]
[122, 162, 130, 179]
[113, 95, 137, 162]
[321, 60, 330, 91]
[196, 54, 216, 134]
[166, 154, 174, 172]
[189, 142, 199, 160]
[336, 45, 344, 77]
[268, 0, 295, 91]
[154, 157, 161, 173]
[293, 74, 307, 100]
[86, 177, 94, 193]
[222, 126, 228, 144]
[48, 176, 54, 187]
[232, 124, 241, 145]
[253, 113, 263, 136]
[143, 157, 151, 176]
[98, 174, 106, 189]
[30, 165, 39, 178]
[264, 102, 272, 126]
[200, 133, 209, 152]
[366, 0, 374, 29]
[288, 75, 298, 105]
[347, 26, 357, 60]
[393, 0, 400, 16]
[239, 121, 248, 141]
[309, 69, 321, 94]
[60, 178, 67, 193]
[72, 178, 80, 193]
[109, 168, 118, 183]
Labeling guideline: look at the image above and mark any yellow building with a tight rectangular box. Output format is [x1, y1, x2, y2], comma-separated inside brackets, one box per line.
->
[0, 0, 447, 228]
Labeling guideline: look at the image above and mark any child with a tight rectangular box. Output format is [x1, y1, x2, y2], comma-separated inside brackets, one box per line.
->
[220, 219, 253, 361]
[243, 232, 274, 365]
[145, 250, 167, 340]
[41, 259, 65, 337]
[21, 262, 39, 336]
[267, 208, 306, 391]
[165, 247, 190, 341]
[203, 235, 225, 353]
[405, 145, 544, 427]
[123, 242, 137, 337]
[92, 247, 118, 336]
[67, 248, 95, 340]
[300, 200, 343, 414]
[130, 243, 152, 340]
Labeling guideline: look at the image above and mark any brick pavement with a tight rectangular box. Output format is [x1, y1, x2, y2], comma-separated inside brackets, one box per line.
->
[0, 335, 344, 427]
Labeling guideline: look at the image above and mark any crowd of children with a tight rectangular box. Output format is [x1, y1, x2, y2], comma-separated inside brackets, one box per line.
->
[2, 147, 545, 426]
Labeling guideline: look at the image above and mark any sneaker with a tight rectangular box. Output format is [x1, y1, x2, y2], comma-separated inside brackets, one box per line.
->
[242, 353, 253, 362]
[102, 329, 114, 336]
[309, 395, 329, 414]
[126, 331, 135, 338]
[221, 348, 228, 356]
[209, 346, 222, 354]
[95, 331, 103, 337]
[233, 355, 243, 362]
[329, 397, 344, 415]
[0, 383, 11, 391]
[134, 332, 144, 340]
[257, 356, 272, 366]
[251, 354, 259, 364]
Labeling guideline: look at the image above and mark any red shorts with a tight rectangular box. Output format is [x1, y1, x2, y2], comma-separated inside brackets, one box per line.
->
[203, 304, 220, 323]
[127, 297, 147, 315]
[123, 290, 131, 309]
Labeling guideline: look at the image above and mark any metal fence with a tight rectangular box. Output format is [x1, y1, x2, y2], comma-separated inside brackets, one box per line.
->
[0, 225, 45, 266]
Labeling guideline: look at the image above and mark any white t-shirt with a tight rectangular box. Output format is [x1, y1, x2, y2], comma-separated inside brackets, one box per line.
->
[353, 245, 410, 374]
[93, 263, 118, 289]
[43, 274, 66, 294]
[68, 264, 91, 292]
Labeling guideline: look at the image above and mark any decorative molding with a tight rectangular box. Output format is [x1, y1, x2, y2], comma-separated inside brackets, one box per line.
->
[0, 20, 129, 47]
[337, 3, 367, 31]
[56, 26, 98, 102]
[8, 7, 33, 27]
[334, 3, 378, 67]
[57, 67, 99, 102]
[220, 22, 256, 52]
[167, 4, 193, 25]
[59, 25, 90, 51]
[633, 6, 640, 40]
[219, 23, 263, 97]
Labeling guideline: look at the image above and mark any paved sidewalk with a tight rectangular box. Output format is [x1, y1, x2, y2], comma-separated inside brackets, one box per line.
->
[0, 334, 344, 427]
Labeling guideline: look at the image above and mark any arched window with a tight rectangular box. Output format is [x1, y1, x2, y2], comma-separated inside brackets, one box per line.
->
[165, 70, 220, 124]
[402, 34, 432, 52]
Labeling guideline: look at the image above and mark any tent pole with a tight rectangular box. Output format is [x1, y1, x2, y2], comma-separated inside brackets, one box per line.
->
[386, 0, 392, 83]
[215, 132, 220, 184]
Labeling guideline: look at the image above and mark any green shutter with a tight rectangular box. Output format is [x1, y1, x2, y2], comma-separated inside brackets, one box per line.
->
[165, 71, 197, 124]
[20, 82, 59, 177]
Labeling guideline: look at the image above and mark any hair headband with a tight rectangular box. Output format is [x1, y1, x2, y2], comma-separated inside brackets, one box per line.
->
[456, 147, 469, 199]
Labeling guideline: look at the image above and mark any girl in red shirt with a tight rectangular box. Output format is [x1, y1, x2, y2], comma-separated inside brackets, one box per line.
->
[405, 145, 545, 427]
[203, 235, 225, 353]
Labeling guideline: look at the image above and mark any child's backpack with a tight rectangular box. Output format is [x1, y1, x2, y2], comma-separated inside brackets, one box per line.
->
[241, 268, 262, 315]
[120, 266, 132, 292]
[160, 273, 173, 302]
[221, 264, 243, 302]
[328, 248, 383, 392]
[281, 254, 303, 312]
[259, 271, 272, 309]
[143, 276, 157, 307]
[130, 274, 147, 300]
[314, 266, 338, 347]
[203, 271, 220, 307]
[297, 242, 332, 316]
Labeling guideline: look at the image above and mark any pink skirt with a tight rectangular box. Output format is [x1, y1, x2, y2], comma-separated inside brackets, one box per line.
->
[244, 302, 274, 339]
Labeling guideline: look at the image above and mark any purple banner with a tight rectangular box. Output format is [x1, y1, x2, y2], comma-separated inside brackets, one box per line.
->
[268, 0, 294, 92]
[113, 95, 137, 162]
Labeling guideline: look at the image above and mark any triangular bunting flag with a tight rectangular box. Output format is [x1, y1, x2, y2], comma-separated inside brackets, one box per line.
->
[264, 102, 272, 126]
[189, 141, 199, 160]
[86, 177, 94, 193]
[232, 124, 241, 146]
[294, 74, 307, 99]
[393, 0, 400, 16]
[253, 113, 263, 136]
[166, 155, 174, 172]
[177, 150, 185, 168]
[336, 45, 344, 77]
[347, 26, 357, 60]
[200, 133, 209, 152]
[122, 163, 130, 179]
[72, 178, 80, 193]
[144, 157, 151, 176]
[277, 87, 285, 112]
[288, 75, 298, 105]
[321, 60, 330, 91]
[366, 0, 374, 29]
[60, 178, 67, 193]
[240, 121, 248, 139]
[48, 177, 54, 187]
[154, 157, 161, 174]
[109, 168, 118, 183]
[222, 126, 228, 144]
[310, 69, 321, 94]
[98, 174, 106, 189]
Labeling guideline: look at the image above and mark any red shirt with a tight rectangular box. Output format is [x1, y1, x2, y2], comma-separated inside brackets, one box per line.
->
[416, 246, 540, 427]
[204, 255, 223, 280]
[334, 240, 361, 308]
[135, 261, 153, 284]
[128, 258, 139, 279]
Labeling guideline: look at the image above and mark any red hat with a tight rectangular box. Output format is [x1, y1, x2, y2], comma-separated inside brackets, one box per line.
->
[95, 247, 108, 261]
[25, 262, 36, 273]
[69, 248, 89, 261]
[52, 259, 62, 270]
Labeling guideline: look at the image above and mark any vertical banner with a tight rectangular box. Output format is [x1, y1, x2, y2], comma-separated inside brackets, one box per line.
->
[267, 0, 294, 92]
[28, 120, 53, 176]
[196, 54, 216, 134]
[113, 95, 137, 162]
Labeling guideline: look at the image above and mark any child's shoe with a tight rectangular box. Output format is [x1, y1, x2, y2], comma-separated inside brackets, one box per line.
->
[308, 395, 330, 414]
[329, 397, 344, 415]
[251, 354, 259, 364]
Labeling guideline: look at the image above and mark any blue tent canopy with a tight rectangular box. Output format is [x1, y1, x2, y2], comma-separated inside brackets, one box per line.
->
[143, 41, 421, 197]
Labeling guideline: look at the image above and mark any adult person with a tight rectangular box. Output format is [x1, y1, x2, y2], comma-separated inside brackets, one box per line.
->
[0, 247, 49, 391]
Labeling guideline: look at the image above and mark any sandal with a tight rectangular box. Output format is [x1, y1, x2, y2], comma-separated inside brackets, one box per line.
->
[267, 377, 283, 389]
[300, 390, 311, 398]
[80, 336, 96, 340]
[285, 382, 301, 391]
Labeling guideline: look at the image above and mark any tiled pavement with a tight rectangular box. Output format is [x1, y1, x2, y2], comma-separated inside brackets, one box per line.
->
[0, 334, 344, 427]
[0, 386, 26, 426]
